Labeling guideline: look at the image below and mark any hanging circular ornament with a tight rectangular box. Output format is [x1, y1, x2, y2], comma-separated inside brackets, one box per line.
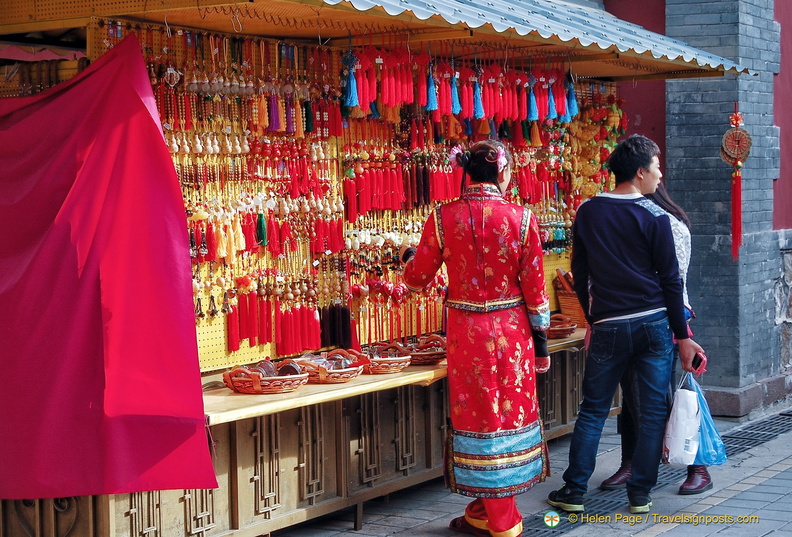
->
[721, 127, 752, 161]
[719, 146, 737, 166]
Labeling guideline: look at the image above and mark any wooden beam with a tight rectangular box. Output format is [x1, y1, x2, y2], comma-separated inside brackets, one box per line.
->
[325, 28, 474, 48]
[0, 18, 93, 35]
[591, 69, 727, 82]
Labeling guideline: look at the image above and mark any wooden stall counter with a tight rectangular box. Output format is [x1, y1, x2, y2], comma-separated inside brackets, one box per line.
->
[205, 329, 587, 427]
[204, 364, 448, 425]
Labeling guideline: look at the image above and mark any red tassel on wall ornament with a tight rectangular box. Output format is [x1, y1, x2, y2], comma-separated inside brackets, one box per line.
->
[720, 103, 751, 260]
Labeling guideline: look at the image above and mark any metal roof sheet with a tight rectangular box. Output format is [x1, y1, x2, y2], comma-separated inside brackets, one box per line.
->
[320, 0, 750, 76]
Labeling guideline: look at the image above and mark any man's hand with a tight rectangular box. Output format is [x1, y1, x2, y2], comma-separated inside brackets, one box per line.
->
[678, 338, 705, 372]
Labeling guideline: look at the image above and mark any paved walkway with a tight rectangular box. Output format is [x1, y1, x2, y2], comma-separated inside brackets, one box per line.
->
[273, 407, 792, 537]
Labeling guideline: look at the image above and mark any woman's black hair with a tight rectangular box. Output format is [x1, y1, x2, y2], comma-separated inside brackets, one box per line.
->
[456, 140, 513, 193]
[646, 181, 690, 229]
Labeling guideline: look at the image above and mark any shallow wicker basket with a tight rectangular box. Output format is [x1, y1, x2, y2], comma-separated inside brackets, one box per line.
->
[363, 356, 411, 374]
[409, 350, 446, 365]
[223, 367, 309, 394]
[547, 313, 578, 339]
[292, 359, 365, 384]
[409, 334, 447, 365]
[371, 341, 411, 357]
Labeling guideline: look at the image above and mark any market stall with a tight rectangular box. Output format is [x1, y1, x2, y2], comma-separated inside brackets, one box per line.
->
[0, 1, 749, 536]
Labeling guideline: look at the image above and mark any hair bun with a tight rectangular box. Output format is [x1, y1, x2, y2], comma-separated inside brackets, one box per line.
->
[456, 151, 471, 169]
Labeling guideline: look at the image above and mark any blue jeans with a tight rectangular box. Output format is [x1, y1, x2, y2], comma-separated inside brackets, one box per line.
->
[562, 310, 675, 495]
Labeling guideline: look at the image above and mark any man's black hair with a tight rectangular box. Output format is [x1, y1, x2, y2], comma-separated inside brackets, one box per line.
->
[606, 134, 661, 185]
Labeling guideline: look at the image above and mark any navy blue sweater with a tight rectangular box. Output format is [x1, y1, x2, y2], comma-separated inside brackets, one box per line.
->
[570, 193, 689, 340]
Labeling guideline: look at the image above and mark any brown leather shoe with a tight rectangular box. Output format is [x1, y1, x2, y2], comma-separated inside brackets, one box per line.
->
[600, 461, 632, 490]
[678, 465, 713, 495]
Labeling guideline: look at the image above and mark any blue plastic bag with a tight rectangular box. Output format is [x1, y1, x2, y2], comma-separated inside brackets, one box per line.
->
[691, 374, 728, 466]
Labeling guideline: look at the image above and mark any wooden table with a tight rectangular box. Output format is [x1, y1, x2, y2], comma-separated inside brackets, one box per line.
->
[204, 328, 588, 427]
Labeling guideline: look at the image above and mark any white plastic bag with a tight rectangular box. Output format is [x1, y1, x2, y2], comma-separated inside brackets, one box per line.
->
[663, 373, 700, 466]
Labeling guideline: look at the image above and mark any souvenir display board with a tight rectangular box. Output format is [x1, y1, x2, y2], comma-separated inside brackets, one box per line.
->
[79, 18, 625, 372]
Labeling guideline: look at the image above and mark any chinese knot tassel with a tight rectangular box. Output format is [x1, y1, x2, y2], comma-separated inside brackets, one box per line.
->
[227, 305, 240, 352]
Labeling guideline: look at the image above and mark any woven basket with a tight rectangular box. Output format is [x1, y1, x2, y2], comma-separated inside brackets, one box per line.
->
[547, 313, 577, 339]
[555, 288, 588, 328]
[223, 367, 309, 394]
[291, 357, 365, 384]
[409, 334, 447, 365]
[409, 350, 446, 365]
[363, 356, 411, 374]
[371, 341, 411, 357]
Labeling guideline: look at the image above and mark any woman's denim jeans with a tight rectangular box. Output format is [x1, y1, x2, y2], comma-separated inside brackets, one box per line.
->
[562, 310, 675, 495]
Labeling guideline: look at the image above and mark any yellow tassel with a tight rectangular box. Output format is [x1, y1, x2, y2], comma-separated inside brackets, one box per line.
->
[530, 121, 543, 147]
[277, 97, 286, 132]
[294, 101, 304, 139]
[258, 94, 269, 131]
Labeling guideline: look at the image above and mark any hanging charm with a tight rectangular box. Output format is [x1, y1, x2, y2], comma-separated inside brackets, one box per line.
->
[720, 104, 752, 260]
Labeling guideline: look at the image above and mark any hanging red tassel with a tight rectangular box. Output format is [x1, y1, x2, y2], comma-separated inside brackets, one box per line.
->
[731, 165, 742, 259]
[205, 220, 218, 261]
[227, 305, 240, 352]
[287, 307, 298, 354]
[382, 56, 393, 106]
[292, 306, 301, 355]
[280, 220, 296, 252]
[302, 304, 314, 352]
[274, 297, 283, 345]
[248, 291, 259, 347]
[344, 177, 359, 223]
[237, 291, 250, 342]
[266, 212, 281, 257]
[259, 296, 271, 344]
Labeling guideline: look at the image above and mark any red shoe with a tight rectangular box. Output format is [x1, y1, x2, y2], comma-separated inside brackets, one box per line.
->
[600, 461, 632, 490]
[678, 465, 712, 495]
[449, 516, 490, 537]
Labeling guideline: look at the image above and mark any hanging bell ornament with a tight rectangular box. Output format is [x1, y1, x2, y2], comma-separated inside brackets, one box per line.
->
[221, 291, 232, 314]
[207, 295, 219, 317]
[194, 298, 205, 319]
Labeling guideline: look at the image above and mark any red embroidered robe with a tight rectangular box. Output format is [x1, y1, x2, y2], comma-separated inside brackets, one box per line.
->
[403, 183, 550, 497]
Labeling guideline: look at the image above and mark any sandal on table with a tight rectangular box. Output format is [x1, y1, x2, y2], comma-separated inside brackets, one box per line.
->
[449, 516, 490, 537]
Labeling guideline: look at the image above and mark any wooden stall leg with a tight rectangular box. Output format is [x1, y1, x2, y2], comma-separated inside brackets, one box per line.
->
[354, 502, 364, 530]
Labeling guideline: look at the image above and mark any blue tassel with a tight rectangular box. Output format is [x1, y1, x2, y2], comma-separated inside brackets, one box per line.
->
[426, 73, 438, 111]
[567, 80, 579, 118]
[473, 81, 485, 119]
[344, 69, 359, 108]
[527, 87, 538, 121]
[464, 117, 473, 136]
[369, 100, 380, 119]
[546, 88, 557, 120]
[451, 76, 462, 115]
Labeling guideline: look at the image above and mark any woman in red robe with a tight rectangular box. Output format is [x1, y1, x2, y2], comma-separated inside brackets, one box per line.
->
[402, 140, 551, 537]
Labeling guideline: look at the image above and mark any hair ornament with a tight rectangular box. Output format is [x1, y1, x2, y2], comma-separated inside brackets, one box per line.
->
[496, 146, 508, 172]
[449, 144, 466, 170]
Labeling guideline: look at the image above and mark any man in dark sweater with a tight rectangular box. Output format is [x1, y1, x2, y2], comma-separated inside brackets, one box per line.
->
[547, 134, 704, 515]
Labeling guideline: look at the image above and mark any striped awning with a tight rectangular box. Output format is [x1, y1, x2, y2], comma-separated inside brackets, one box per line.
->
[318, 0, 751, 79]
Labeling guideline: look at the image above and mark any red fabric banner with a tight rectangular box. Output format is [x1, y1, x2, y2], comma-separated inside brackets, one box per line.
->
[0, 35, 217, 499]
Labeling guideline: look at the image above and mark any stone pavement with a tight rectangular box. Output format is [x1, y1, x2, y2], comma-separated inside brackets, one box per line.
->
[273, 407, 792, 537]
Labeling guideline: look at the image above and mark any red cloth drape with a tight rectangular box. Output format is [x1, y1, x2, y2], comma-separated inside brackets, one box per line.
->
[0, 35, 217, 499]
